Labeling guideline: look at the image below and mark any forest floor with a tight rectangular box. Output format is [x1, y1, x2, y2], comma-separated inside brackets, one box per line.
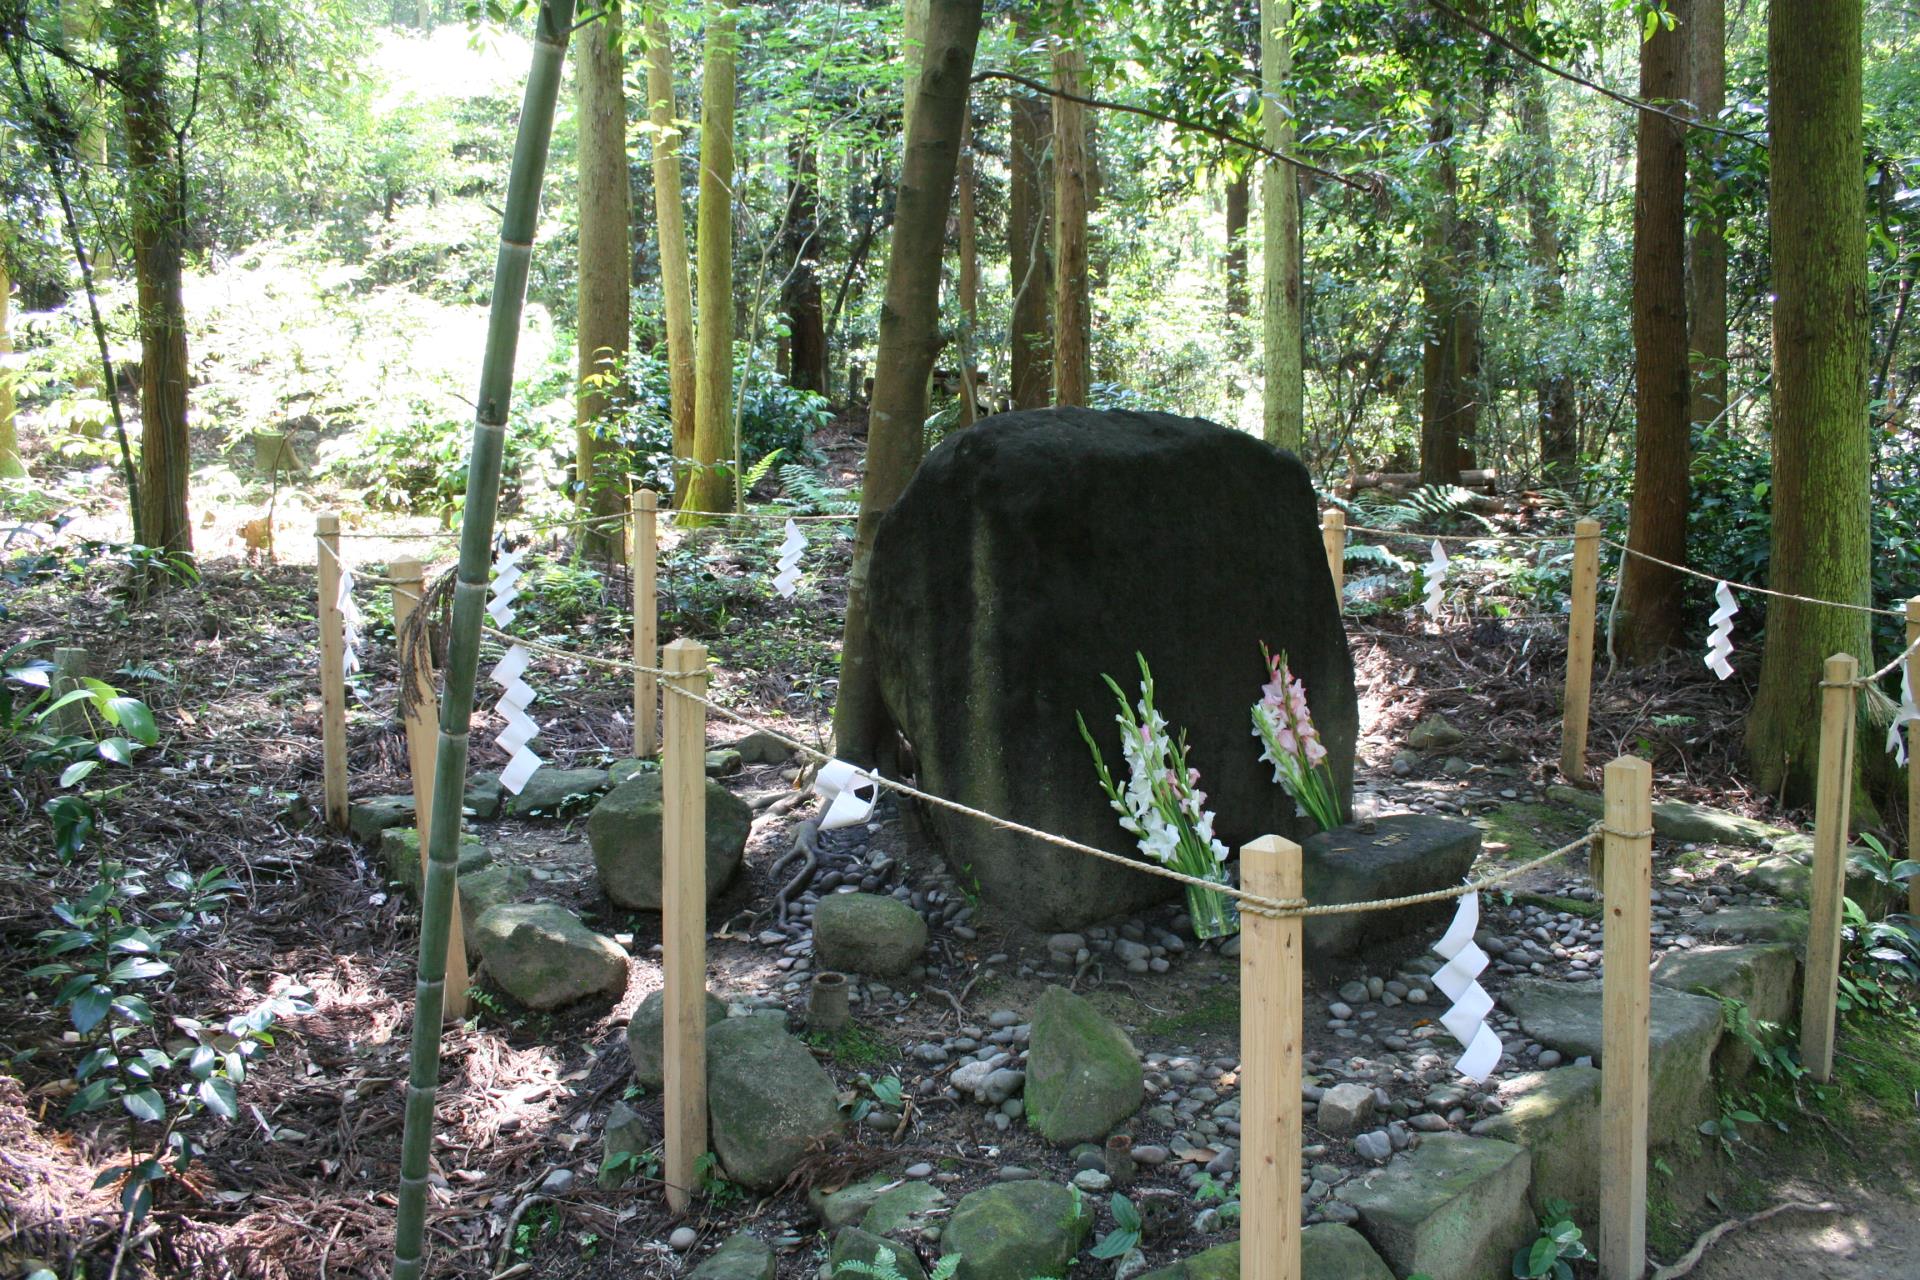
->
[3, 447, 1919, 1279]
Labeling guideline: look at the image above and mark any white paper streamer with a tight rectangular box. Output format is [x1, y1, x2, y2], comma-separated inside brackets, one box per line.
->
[336, 561, 364, 680]
[813, 758, 878, 831]
[772, 519, 805, 598]
[1703, 580, 1737, 680]
[1430, 890, 1503, 1082]
[488, 545, 526, 627]
[1888, 664, 1920, 767]
[1422, 540, 1449, 620]
[489, 641, 543, 795]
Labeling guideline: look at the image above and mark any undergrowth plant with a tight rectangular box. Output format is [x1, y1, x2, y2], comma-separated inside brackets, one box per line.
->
[1510, 1199, 1589, 1279]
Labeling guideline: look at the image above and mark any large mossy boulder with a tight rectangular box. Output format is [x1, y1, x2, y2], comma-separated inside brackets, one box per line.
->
[473, 902, 628, 1009]
[1025, 985, 1143, 1144]
[941, 1181, 1092, 1280]
[626, 988, 730, 1091]
[707, 1017, 845, 1190]
[868, 409, 1356, 930]
[815, 893, 928, 975]
[587, 773, 751, 910]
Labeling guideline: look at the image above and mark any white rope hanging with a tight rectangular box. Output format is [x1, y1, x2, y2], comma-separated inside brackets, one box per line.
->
[1422, 540, 1449, 620]
[1703, 580, 1737, 680]
[337, 561, 364, 681]
[772, 519, 805, 598]
[1430, 889, 1502, 1082]
[812, 759, 878, 830]
[488, 545, 543, 794]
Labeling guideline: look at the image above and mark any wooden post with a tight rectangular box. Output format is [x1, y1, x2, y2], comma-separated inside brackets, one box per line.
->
[391, 559, 468, 1021]
[1560, 518, 1602, 783]
[632, 489, 659, 758]
[1239, 834, 1303, 1280]
[662, 638, 709, 1213]
[1600, 754, 1652, 1280]
[1320, 509, 1346, 611]
[48, 646, 91, 735]
[315, 513, 349, 830]
[1802, 652, 1858, 1083]
[1907, 599, 1920, 916]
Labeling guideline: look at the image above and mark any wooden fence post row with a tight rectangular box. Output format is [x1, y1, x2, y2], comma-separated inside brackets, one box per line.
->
[1239, 834, 1303, 1280]
[315, 512, 350, 830]
[1320, 509, 1345, 613]
[661, 638, 709, 1213]
[391, 559, 469, 1021]
[1599, 754, 1653, 1280]
[1560, 518, 1603, 784]
[1802, 652, 1858, 1083]
[632, 490, 660, 758]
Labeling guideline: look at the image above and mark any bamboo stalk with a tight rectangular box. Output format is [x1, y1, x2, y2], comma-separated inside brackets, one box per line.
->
[1908, 599, 1919, 916]
[1561, 517, 1602, 782]
[391, 4, 576, 1274]
[1600, 754, 1652, 1280]
[633, 489, 659, 757]
[1801, 652, 1857, 1083]
[1320, 509, 1345, 611]
[315, 514, 349, 829]
[1240, 834, 1303, 1280]
[663, 638, 710, 1213]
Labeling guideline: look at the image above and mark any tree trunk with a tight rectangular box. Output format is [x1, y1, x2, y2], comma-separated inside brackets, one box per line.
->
[1617, 1, 1693, 661]
[957, 109, 980, 424]
[1746, 0, 1875, 805]
[1518, 73, 1578, 486]
[1225, 165, 1250, 321]
[0, 247, 20, 479]
[783, 139, 829, 395]
[833, 0, 982, 764]
[682, 0, 738, 521]
[644, 2, 696, 495]
[1261, 0, 1302, 451]
[1688, 0, 1728, 429]
[117, 0, 192, 563]
[1418, 112, 1464, 487]
[1051, 34, 1090, 407]
[1008, 22, 1052, 410]
[574, 6, 629, 560]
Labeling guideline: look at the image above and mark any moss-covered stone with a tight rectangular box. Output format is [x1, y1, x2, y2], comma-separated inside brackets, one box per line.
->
[626, 988, 729, 1091]
[940, 1181, 1091, 1280]
[862, 1181, 947, 1236]
[505, 766, 611, 817]
[458, 862, 533, 946]
[1652, 942, 1799, 1079]
[349, 794, 416, 843]
[379, 825, 489, 896]
[1737, 836, 1899, 917]
[831, 1228, 927, 1280]
[1025, 985, 1143, 1145]
[472, 901, 628, 1009]
[1478, 1066, 1602, 1229]
[1336, 1134, 1534, 1280]
[689, 1232, 775, 1280]
[586, 773, 750, 910]
[1136, 1226, 1392, 1280]
[814, 893, 928, 976]
[707, 1017, 845, 1190]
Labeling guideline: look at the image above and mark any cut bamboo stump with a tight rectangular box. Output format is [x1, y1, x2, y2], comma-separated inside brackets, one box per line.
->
[1239, 834, 1303, 1280]
[315, 513, 349, 830]
[391, 559, 468, 1021]
[1560, 518, 1602, 783]
[1600, 754, 1652, 1280]
[1802, 652, 1858, 1083]
[1320, 509, 1346, 612]
[632, 489, 659, 758]
[662, 638, 709, 1213]
[1908, 599, 1919, 917]
[49, 646, 90, 735]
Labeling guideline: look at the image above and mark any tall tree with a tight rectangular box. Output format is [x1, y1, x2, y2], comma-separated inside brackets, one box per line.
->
[1224, 164, 1250, 324]
[1261, 0, 1301, 451]
[1518, 73, 1578, 485]
[1007, 16, 1052, 410]
[1051, 31, 1090, 406]
[833, 0, 983, 764]
[1418, 111, 1466, 485]
[574, 5, 629, 559]
[1746, 0, 1874, 803]
[1688, 0, 1728, 429]
[116, 0, 192, 562]
[782, 138, 829, 395]
[957, 109, 980, 423]
[0, 241, 19, 479]
[681, 0, 738, 520]
[644, 1, 696, 493]
[1616, 2, 1693, 661]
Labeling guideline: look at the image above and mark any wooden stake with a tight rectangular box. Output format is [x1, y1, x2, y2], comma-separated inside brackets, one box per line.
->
[1560, 518, 1602, 783]
[1600, 753, 1652, 1280]
[633, 489, 659, 758]
[1320, 509, 1346, 612]
[1802, 652, 1857, 1083]
[391, 559, 468, 1021]
[315, 513, 349, 830]
[1907, 600, 1919, 916]
[49, 646, 90, 735]
[662, 638, 709, 1213]
[1240, 834, 1303, 1280]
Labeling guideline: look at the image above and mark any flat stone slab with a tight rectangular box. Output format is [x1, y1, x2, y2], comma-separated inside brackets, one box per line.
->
[1736, 835, 1900, 917]
[1476, 1066, 1602, 1229]
[1653, 942, 1798, 1080]
[1337, 1133, 1533, 1280]
[505, 766, 611, 817]
[1544, 788, 1791, 850]
[1136, 1225, 1393, 1279]
[1501, 978, 1724, 1142]
[1301, 815, 1480, 958]
[1697, 904, 1808, 946]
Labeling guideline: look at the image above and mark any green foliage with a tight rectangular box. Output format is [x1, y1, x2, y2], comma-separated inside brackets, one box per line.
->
[833, 1245, 959, 1280]
[1510, 1200, 1589, 1279]
[694, 1150, 746, 1208]
[1089, 1192, 1143, 1260]
[804, 1023, 892, 1069]
[776, 463, 859, 515]
[2, 652, 160, 859]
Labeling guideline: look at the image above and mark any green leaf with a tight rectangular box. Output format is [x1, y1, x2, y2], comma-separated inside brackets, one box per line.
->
[123, 1088, 166, 1122]
[199, 1076, 239, 1119]
[1089, 1228, 1138, 1260]
[1110, 1193, 1142, 1232]
[59, 759, 100, 788]
[70, 985, 112, 1033]
[105, 697, 158, 745]
[109, 957, 172, 983]
[98, 736, 140, 766]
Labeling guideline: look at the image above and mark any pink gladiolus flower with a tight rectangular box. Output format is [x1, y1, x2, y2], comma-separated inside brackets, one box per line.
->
[1305, 736, 1327, 765]
[1276, 727, 1297, 754]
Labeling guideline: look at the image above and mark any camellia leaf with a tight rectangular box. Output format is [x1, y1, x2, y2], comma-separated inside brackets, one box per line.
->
[105, 697, 158, 745]
[123, 1087, 166, 1122]
[98, 736, 139, 766]
[70, 985, 112, 1034]
[199, 1076, 239, 1120]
